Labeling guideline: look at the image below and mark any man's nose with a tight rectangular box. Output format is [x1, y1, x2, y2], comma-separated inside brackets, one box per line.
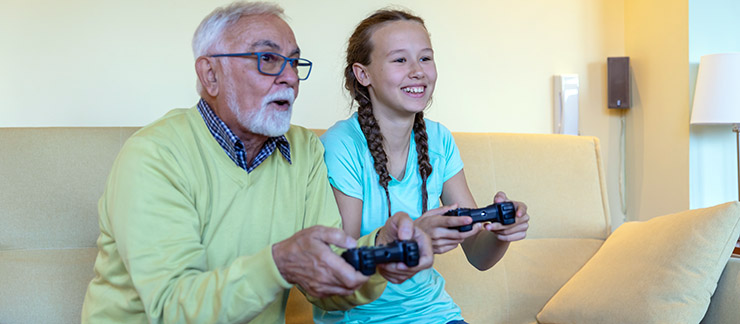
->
[276, 63, 300, 85]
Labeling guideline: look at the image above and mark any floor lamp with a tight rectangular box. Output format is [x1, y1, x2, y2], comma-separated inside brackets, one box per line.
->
[690, 53, 740, 253]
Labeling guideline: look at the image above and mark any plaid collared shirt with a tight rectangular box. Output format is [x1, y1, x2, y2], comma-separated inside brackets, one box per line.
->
[197, 99, 291, 173]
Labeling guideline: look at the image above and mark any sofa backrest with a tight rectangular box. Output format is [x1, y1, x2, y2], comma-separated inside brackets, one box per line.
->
[437, 132, 612, 323]
[0, 127, 138, 323]
[1, 127, 611, 323]
[454, 132, 611, 240]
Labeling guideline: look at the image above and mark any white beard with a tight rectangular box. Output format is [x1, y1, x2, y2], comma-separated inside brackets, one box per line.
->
[227, 87, 295, 137]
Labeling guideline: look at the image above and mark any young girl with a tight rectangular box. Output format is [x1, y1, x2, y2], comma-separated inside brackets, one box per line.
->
[316, 9, 530, 324]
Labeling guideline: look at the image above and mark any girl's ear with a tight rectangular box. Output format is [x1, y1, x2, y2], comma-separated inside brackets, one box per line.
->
[352, 63, 371, 87]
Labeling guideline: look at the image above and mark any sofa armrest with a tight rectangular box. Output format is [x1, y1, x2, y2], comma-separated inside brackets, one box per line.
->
[702, 257, 740, 324]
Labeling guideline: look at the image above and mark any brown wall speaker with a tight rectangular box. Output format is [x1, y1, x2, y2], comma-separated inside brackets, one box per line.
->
[608, 57, 631, 109]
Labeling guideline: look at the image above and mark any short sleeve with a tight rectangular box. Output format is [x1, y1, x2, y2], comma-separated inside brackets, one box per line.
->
[320, 124, 365, 200]
[436, 122, 464, 182]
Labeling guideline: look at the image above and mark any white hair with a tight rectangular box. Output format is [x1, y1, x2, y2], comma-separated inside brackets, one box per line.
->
[192, 1, 286, 59]
[226, 86, 295, 136]
[192, 1, 286, 94]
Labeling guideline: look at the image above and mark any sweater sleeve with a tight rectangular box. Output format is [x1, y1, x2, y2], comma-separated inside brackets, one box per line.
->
[102, 135, 292, 324]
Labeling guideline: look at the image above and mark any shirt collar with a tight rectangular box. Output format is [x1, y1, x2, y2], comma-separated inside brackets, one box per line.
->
[197, 98, 291, 172]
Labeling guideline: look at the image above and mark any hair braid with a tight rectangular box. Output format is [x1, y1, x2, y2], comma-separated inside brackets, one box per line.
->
[357, 104, 393, 218]
[345, 9, 428, 218]
[414, 112, 432, 214]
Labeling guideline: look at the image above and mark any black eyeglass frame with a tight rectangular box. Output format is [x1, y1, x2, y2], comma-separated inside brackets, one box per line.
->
[209, 52, 313, 81]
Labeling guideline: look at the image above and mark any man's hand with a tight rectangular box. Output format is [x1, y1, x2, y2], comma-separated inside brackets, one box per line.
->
[374, 212, 434, 284]
[413, 204, 481, 254]
[272, 226, 368, 298]
[483, 191, 529, 242]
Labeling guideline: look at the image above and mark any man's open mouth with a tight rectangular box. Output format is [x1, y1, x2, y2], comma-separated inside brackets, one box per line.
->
[272, 99, 291, 107]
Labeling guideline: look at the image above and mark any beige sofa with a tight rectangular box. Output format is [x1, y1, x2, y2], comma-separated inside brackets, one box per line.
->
[2, 127, 738, 323]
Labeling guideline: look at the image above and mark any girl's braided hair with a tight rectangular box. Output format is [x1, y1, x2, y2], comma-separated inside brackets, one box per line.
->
[345, 9, 432, 218]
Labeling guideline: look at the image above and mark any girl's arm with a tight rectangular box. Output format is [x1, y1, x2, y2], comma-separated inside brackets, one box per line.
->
[440, 170, 529, 271]
[330, 186, 435, 284]
[331, 187, 364, 239]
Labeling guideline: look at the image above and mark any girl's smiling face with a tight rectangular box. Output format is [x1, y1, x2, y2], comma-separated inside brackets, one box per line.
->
[356, 20, 437, 118]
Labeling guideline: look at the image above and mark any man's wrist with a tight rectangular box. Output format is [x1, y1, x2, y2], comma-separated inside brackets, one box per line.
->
[271, 241, 291, 284]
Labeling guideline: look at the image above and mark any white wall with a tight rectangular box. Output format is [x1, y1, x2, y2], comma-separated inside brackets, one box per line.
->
[688, 0, 740, 208]
[1, 0, 628, 227]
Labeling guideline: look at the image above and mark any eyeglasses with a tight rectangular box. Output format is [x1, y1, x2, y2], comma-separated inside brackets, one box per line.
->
[209, 52, 313, 80]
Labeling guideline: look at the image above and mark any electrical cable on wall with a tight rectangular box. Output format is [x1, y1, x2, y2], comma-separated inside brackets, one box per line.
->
[619, 112, 627, 219]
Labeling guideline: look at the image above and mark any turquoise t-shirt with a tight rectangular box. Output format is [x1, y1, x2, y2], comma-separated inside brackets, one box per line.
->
[316, 113, 465, 323]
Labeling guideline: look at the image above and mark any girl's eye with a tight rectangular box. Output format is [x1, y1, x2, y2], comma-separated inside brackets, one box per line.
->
[393, 58, 407, 63]
[420, 56, 432, 62]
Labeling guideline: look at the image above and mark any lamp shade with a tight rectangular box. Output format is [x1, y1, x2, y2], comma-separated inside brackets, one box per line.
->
[690, 53, 740, 125]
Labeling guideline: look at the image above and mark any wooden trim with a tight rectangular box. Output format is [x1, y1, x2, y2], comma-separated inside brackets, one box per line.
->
[734, 240, 740, 257]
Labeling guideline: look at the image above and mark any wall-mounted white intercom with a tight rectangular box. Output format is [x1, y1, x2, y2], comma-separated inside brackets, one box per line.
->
[553, 74, 579, 135]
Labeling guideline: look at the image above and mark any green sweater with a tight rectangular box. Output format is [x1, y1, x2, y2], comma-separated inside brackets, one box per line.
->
[82, 107, 384, 323]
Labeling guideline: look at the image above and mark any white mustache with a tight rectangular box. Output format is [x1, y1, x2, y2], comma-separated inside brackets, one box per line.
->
[262, 88, 295, 107]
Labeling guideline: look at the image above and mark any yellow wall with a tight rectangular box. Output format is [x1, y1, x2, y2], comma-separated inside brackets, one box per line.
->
[624, 0, 690, 220]
[2, 0, 636, 226]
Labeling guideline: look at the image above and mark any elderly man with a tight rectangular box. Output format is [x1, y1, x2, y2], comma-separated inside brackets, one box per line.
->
[81, 2, 432, 323]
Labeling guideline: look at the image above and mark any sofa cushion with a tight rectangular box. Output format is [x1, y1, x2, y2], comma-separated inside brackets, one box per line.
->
[285, 238, 605, 324]
[702, 257, 740, 324]
[537, 201, 740, 324]
[0, 248, 97, 324]
[436, 238, 604, 324]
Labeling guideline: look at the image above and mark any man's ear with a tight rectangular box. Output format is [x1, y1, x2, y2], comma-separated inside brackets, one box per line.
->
[195, 57, 219, 97]
[352, 63, 371, 87]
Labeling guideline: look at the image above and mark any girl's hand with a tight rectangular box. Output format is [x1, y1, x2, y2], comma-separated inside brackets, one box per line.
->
[414, 204, 481, 254]
[484, 191, 529, 242]
[375, 212, 434, 284]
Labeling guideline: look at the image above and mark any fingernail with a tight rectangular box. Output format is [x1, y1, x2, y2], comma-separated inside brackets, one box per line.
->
[346, 238, 357, 248]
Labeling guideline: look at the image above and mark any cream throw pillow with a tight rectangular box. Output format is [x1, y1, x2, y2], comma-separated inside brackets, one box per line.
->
[537, 201, 740, 324]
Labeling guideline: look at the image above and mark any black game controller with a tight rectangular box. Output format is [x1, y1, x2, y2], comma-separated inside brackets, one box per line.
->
[445, 202, 516, 232]
[341, 240, 420, 276]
